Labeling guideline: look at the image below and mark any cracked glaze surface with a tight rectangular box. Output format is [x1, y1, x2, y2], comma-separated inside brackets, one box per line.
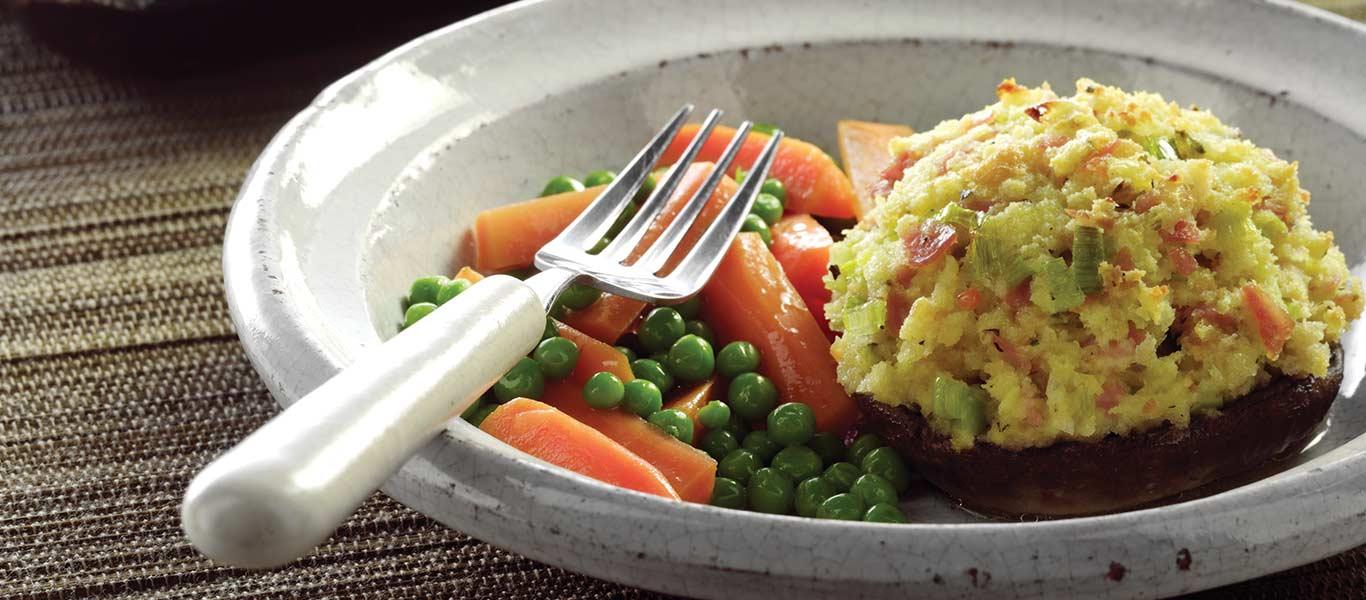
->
[222, 0, 1366, 597]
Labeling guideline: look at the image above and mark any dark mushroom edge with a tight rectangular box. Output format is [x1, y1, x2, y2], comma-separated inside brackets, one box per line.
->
[853, 345, 1343, 517]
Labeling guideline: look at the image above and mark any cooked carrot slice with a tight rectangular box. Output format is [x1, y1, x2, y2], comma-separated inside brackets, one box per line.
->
[770, 214, 835, 340]
[701, 233, 857, 434]
[480, 398, 681, 500]
[454, 266, 484, 283]
[542, 321, 717, 503]
[661, 124, 860, 219]
[542, 381, 716, 503]
[554, 321, 634, 383]
[561, 163, 738, 343]
[836, 120, 914, 216]
[560, 295, 643, 347]
[664, 377, 720, 442]
[473, 185, 605, 273]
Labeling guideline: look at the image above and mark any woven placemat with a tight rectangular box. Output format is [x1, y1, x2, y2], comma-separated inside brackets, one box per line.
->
[1, 3, 1363, 598]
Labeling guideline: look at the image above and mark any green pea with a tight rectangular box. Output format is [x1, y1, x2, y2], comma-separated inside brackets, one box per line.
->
[608, 202, 639, 237]
[621, 379, 663, 417]
[750, 193, 784, 226]
[493, 357, 545, 402]
[760, 178, 787, 204]
[635, 172, 658, 202]
[543, 317, 560, 340]
[860, 447, 912, 493]
[816, 493, 866, 521]
[863, 503, 908, 524]
[807, 432, 846, 466]
[741, 430, 782, 463]
[697, 400, 731, 430]
[630, 358, 674, 392]
[666, 334, 714, 382]
[408, 276, 447, 306]
[403, 302, 437, 329]
[549, 303, 570, 320]
[766, 402, 816, 447]
[584, 169, 617, 187]
[557, 284, 602, 311]
[648, 409, 693, 444]
[847, 433, 885, 465]
[582, 371, 625, 409]
[849, 473, 898, 506]
[650, 351, 669, 365]
[699, 429, 741, 461]
[728, 372, 778, 421]
[459, 396, 487, 422]
[747, 468, 795, 514]
[717, 449, 762, 484]
[741, 213, 772, 245]
[588, 235, 613, 255]
[533, 336, 579, 379]
[639, 307, 686, 352]
[710, 476, 746, 509]
[683, 320, 715, 345]
[467, 403, 498, 428]
[435, 278, 471, 305]
[674, 296, 703, 319]
[615, 345, 638, 363]
[794, 476, 837, 518]
[771, 446, 823, 481]
[541, 175, 585, 197]
[716, 341, 761, 378]
[821, 462, 861, 493]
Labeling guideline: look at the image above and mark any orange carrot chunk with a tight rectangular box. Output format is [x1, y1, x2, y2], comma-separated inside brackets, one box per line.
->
[473, 185, 605, 273]
[561, 163, 738, 343]
[543, 321, 717, 503]
[664, 377, 720, 442]
[480, 398, 681, 500]
[554, 321, 634, 384]
[454, 266, 484, 283]
[701, 233, 858, 434]
[542, 381, 717, 503]
[661, 124, 860, 220]
[769, 215, 835, 340]
[836, 120, 914, 216]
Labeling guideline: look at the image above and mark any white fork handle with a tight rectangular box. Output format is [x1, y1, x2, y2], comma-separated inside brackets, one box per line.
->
[181, 274, 544, 569]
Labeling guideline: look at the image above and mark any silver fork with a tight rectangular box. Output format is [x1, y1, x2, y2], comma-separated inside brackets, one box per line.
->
[181, 105, 782, 569]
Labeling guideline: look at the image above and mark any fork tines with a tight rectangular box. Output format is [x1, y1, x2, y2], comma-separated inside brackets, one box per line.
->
[535, 105, 783, 302]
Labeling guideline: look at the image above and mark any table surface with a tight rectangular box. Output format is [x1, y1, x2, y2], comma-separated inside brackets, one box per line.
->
[3, 2, 1364, 598]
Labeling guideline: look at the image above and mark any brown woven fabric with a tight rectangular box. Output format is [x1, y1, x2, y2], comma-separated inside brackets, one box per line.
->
[0, 4, 1362, 599]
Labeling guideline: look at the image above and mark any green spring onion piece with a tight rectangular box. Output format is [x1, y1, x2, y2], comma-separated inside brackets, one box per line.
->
[931, 375, 988, 436]
[843, 298, 887, 337]
[970, 236, 1032, 288]
[1173, 130, 1205, 158]
[934, 201, 981, 234]
[1071, 225, 1104, 295]
[1253, 211, 1289, 241]
[1142, 136, 1180, 161]
[1029, 256, 1085, 313]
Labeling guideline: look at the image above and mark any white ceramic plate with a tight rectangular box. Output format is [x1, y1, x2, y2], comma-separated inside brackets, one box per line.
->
[222, 1, 1366, 597]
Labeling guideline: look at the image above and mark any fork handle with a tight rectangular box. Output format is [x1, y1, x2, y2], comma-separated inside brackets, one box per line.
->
[181, 274, 545, 569]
